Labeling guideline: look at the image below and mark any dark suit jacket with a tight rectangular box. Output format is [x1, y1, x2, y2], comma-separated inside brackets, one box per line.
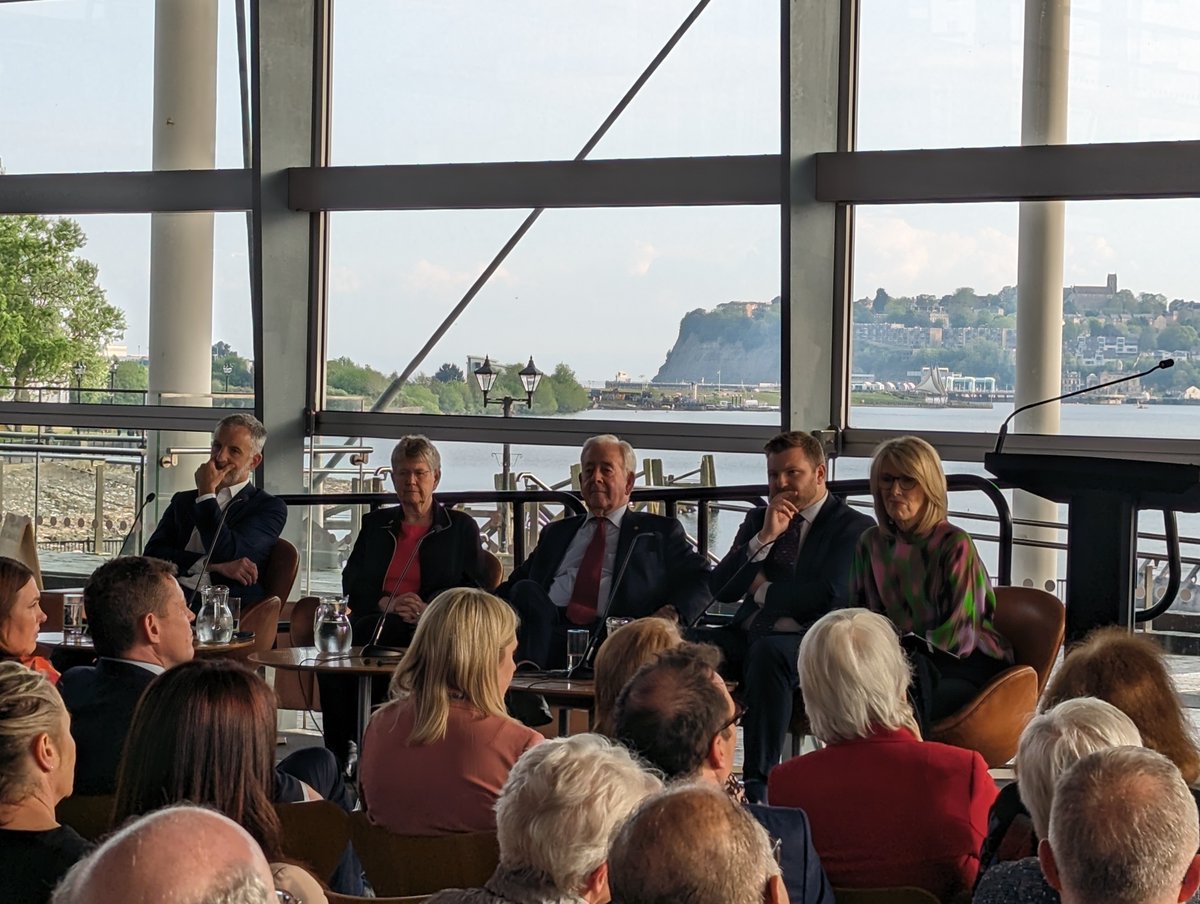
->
[59, 658, 157, 795]
[746, 803, 833, 904]
[710, 493, 874, 631]
[497, 509, 712, 625]
[342, 502, 488, 621]
[144, 484, 287, 604]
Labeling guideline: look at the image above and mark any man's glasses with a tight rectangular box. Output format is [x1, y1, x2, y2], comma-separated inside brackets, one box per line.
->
[715, 701, 748, 737]
[878, 473, 918, 491]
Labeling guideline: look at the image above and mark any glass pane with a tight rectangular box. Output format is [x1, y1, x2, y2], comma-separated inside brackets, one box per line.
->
[0, 212, 253, 405]
[325, 206, 780, 424]
[330, 0, 779, 164]
[0, 0, 248, 173]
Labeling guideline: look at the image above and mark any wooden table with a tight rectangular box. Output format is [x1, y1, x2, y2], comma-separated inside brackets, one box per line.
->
[37, 631, 257, 669]
[250, 646, 596, 744]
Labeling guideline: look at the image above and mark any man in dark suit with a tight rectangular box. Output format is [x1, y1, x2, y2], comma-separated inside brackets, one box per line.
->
[144, 413, 287, 607]
[694, 430, 874, 802]
[497, 434, 711, 669]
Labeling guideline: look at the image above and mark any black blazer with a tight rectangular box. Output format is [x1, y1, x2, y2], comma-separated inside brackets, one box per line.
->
[59, 659, 157, 795]
[342, 501, 488, 621]
[497, 509, 712, 625]
[144, 484, 287, 604]
[710, 493, 874, 631]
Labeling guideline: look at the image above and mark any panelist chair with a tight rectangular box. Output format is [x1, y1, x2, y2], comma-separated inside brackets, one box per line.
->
[275, 594, 321, 716]
[480, 549, 504, 592]
[260, 537, 300, 607]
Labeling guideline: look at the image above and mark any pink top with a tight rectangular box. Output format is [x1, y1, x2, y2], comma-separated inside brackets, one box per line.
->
[383, 522, 430, 598]
[359, 698, 542, 836]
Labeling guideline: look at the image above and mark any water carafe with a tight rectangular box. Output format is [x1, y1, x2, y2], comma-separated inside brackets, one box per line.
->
[314, 596, 352, 655]
[196, 585, 234, 644]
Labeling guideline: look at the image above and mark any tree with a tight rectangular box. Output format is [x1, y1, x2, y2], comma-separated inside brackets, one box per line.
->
[0, 215, 126, 393]
[433, 362, 464, 383]
[212, 341, 233, 358]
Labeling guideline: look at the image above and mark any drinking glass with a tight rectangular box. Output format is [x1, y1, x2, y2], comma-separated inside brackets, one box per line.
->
[63, 594, 85, 642]
[314, 596, 352, 655]
[196, 585, 234, 644]
[227, 595, 241, 633]
[566, 628, 589, 674]
[605, 616, 632, 636]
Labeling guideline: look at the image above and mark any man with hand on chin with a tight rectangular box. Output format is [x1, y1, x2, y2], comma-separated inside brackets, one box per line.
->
[145, 413, 287, 607]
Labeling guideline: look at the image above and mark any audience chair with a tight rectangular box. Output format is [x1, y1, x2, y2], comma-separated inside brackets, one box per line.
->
[928, 586, 1066, 766]
[481, 549, 504, 591]
[240, 595, 283, 657]
[261, 537, 300, 605]
[834, 887, 940, 904]
[275, 800, 350, 885]
[349, 812, 500, 896]
[327, 895, 430, 904]
[56, 794, 115, 842]
[276, 595, 322, 714]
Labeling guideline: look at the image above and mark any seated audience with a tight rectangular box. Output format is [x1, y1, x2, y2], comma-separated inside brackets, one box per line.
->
[428, 734, 661, 904]
[52, 805, 276, 904]
[608, 783, 789, 904]
[768, 608, 997, 901]
[592, 616, 681, 737]
[973, 697, 1142, 904]
[0, 557, 56, 684]
[850, 436, 1011, 729]
[113, 660, 329, 902]
[0, 662, 90, 904]
[359, 587, 542, 835]
[1040, 747, 1200, 904]
[613, 643, 830, 903]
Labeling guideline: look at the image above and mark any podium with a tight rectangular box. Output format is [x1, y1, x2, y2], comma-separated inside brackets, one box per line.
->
[985, 452, 1200, 643]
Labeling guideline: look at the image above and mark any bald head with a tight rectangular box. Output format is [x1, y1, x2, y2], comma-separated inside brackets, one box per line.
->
[53, 806, 274, 904]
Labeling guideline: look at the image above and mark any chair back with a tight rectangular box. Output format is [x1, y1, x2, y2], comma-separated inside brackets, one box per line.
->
[349, 811, 499, 896]
[834, 888, 940, 904]
[327, 895, 430, 904]
[56, 794, 115, 842]
[290, 595, 320, 647]
[480, 549, 504, 592]
[276, 800, 350, 885]
[276, 595, 321, 712]
[262, 538, 300, 604]
[993, 586, 1066, 694]
[240, 596, 283, 655]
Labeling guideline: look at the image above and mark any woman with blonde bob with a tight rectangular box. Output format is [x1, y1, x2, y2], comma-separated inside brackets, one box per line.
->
[769, 608, 997, 901]
[592, 617, 682, 737]
[358, 588, 543, 835]
[850, 435, 1011, 727]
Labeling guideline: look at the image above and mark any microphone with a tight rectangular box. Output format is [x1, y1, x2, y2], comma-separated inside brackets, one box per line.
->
[569, 531, 652, 678]
[118, 492, 156, 556]
[994, 358, 1174, 454]
[187, 494, 248, 611]
[361, 519, 447, 659]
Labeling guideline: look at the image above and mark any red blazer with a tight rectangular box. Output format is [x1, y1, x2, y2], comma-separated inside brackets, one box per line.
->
[767, 726, 996, 901]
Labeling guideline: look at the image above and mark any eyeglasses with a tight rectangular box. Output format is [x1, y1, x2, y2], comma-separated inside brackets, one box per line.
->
[715, 701, 748, 737]
[275, 891, 299, 904]
[878, 473, 918, 491]
[395, 469, 433, 481]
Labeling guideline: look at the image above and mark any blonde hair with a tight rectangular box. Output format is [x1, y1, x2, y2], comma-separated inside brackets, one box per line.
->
[869, 435, 947, 538]
[386, 588, 518, 745]
[0, 660, 66, 805]
[799, 608, 920, 743]
[593, 618, 683, 737]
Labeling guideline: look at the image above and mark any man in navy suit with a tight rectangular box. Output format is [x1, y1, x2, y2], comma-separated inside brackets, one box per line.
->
[694, 430, 874, 802]
[497, 434, 711, 669]
[145, 413, 287, 607]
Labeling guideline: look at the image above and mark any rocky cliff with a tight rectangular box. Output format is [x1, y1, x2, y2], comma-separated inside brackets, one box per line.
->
[653, 298, 781, 384]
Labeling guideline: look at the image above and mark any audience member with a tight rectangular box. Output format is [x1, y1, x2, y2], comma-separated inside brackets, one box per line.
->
[497, 434, 710, 668]
[51, 805, 275, 904]
[696, 430, 872, 801]
[359, 587, 542, 835]
[608, 783, 789, 904]
[613, 643, 830, 903]
[0, 557, 56, 684]
[850, 436, 1011, 729]
[768, 608, 997, 901]
[144, 412, 287, 606]
[113, 660, 330, 901]
[428, 735, 661, 904]
[592, 616, 681, 737]
[973, 697, 1143, 904]
[1040, 747, 1200, 904]
[0, 661, 90, 904]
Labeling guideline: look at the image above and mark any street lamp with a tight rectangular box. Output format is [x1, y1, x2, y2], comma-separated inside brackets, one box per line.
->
[108, 358, 119, 390]
[72, 361, 85, 403]
[222, 362, 234, 393]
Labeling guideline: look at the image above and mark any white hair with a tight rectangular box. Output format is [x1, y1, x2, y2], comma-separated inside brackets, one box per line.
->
[390, 434, 441, 473]
[1049, 746, 1198, 904]
[581, 434, 636, 474]
[496, 734, 661, 893]
[798, 608, 919, 743]
[1016, 696, 1142, 838]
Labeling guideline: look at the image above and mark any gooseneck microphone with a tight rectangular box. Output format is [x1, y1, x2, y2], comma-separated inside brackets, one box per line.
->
[994, 358, 1174, 454]
[118, 492, 156, 557]
[570, 530, 651, 678]
[187, 494, 247, 611]
[361, 520, 447, 659]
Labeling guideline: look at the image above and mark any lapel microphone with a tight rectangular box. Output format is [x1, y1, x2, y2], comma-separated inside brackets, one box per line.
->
[362, 517, 447, 659]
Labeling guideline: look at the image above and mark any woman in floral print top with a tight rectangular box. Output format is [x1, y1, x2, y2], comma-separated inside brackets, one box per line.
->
[850, 435, 1012, 727]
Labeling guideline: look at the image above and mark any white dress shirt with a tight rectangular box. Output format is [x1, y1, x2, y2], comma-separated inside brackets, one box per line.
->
[749, 492, 828, 633]
[547, 506, 627, 609]
[180, 478, 250, 588]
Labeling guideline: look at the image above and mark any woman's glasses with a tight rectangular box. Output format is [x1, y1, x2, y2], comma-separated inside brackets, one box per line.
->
[878, 473, 918, 491]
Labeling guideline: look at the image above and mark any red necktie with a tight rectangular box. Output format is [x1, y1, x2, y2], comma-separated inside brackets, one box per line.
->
[565, 519, 607, 625]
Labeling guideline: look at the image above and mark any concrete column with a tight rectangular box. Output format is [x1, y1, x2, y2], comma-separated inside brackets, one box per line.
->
[1012, 0, 1070, 590]
[147, 0, 219, 505]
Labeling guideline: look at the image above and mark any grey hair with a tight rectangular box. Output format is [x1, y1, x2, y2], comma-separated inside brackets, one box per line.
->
[390, 434, 441, 473]
[0, 661, 66, 805]
[1049, 746, 1199, 904]
[214, 413, 268, 455]
[799, 608, 920, 743]
[1017, 697, 1142, 838]
[581, 434, 636, 474]
[496, 734, 662, 893]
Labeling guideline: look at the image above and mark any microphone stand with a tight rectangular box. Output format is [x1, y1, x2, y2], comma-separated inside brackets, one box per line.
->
[361, 519, 446, 659]
[118, 492, 156, 557]
[565, 531, 650, 679]
[187, 494, 247, 611]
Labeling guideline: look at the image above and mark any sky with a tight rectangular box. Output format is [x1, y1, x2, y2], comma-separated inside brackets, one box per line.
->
[2, 0, 1199, 385]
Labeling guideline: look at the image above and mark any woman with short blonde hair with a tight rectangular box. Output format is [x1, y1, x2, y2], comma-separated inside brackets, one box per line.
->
[359, 588, 543, 835]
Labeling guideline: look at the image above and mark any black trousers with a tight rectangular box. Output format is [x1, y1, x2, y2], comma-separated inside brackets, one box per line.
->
[904, 638, 1010, 736]
[508, 578, 582, 670]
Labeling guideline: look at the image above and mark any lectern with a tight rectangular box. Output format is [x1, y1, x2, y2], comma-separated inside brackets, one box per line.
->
[984, 452, 1200, 643]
